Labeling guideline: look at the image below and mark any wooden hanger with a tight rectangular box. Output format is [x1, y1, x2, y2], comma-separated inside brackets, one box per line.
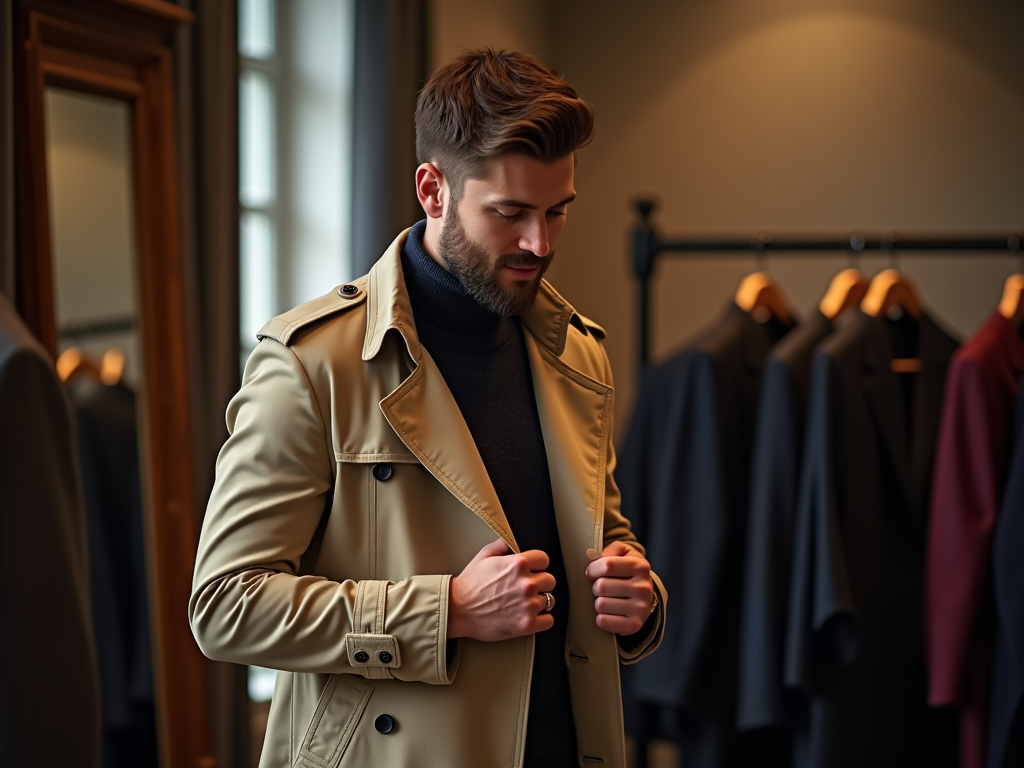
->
[55, 347, 101, 382]
[999, 274, 1024, 327]
[100, 348, 126, 385]
[735, 271, 793, 325]
[819, 268, 869, 320]
[861, 269, 923, 321]
[862, 269, 923, 373]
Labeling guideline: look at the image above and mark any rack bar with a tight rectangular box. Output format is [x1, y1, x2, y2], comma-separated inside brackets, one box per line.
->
[631, 199, 1024, 376]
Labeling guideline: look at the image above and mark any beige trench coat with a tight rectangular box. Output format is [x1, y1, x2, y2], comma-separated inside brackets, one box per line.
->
[189, 230, 667, 768]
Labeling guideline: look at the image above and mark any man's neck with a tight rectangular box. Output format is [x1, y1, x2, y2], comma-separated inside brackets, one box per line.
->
[421, 213, 445, 269]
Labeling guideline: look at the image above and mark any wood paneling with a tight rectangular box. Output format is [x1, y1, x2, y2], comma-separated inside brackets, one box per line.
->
[13, 3, 215, 767]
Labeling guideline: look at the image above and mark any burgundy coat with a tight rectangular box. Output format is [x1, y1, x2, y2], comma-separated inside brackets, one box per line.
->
[926, 312, 1024, 768]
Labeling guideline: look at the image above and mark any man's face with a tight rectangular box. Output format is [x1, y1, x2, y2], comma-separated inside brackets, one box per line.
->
[438, 153, 575, 316]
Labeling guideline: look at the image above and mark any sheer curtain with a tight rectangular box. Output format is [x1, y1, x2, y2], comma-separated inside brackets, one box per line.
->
[351, 0, 429, 276]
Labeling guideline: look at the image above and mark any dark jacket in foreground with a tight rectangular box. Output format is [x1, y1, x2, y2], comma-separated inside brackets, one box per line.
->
[0, 295, 100, 767]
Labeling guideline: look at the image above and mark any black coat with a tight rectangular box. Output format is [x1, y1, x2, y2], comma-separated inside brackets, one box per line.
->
[738, 309, 833, 733]
[0, 296, 101, 767]
[784, 309, 958, 768]
[989, 369, 1024, 768]
[619, 303, 791, 768]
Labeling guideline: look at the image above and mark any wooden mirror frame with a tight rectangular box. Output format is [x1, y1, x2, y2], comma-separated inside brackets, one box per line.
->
[14, 2, 215, 767]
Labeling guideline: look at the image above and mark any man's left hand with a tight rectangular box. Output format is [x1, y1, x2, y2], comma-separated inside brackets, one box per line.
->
[584, 541, 655, 635]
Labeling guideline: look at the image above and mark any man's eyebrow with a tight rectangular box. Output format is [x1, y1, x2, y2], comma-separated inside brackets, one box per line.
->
[490, 194, 577, 210]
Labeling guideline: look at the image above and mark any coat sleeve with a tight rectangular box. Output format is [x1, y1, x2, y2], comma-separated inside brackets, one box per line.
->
[737, 358, 801, 730]
[189, 338, 456, 686]
[598, 347, 667, 663]
[926, 353, 1008, 706]
[784, 351, 858, 695]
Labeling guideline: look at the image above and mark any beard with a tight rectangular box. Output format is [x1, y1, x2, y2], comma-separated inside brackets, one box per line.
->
[437, 207, 553, 316]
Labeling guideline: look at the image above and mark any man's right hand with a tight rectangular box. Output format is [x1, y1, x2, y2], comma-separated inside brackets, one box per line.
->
[447, 538, 556, 641]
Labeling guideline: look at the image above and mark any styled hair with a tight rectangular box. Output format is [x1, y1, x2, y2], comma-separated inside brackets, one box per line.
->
[415, 48, 595, 200]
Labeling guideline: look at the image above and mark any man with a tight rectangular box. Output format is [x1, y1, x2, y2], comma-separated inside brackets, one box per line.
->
[190, 48, 666, 768]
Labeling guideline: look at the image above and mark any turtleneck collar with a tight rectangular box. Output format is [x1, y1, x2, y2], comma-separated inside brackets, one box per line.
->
[401, 220, 514, 349]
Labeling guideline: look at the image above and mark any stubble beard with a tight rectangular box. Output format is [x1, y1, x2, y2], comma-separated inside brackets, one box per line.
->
[437, 206, 553, 317]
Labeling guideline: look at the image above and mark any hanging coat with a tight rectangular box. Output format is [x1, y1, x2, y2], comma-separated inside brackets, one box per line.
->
[0, 296, 101, 767]
[738, 309, 833, 737]
[619, 303, 791, 768]
[927, 312, 1024, 768]
[784, 309, 958, 768]
[989, 364, 1024, 768]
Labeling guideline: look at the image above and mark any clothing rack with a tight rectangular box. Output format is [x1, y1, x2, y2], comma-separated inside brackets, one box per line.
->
[631, 198, 1024, 376]
[59, 315, 136, 341]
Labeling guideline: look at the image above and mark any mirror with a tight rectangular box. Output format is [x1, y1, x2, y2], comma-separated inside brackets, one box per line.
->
[45, 87, 158, 767]
[14, 3, 215, 767]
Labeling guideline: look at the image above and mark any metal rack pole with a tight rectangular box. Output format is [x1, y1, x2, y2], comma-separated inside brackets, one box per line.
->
[631, 198, 1023, 375]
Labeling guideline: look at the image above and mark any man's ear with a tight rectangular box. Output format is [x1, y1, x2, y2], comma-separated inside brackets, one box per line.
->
[415, 163, 445, 219]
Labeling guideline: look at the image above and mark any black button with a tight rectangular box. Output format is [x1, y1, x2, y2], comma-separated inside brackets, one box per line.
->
[339, 284, 359, 297]
[378, 650, 393, 664]
[353, 651, 369, 664]
[372, 463, 393, 482]
[374, 714, 395, 734]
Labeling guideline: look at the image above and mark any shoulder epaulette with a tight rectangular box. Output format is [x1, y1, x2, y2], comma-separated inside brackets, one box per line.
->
[257, 278, 368, 345]
[576, 312, 607, 341]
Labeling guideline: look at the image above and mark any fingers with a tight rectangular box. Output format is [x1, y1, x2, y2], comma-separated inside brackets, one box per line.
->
[586, 553, 651, 581]
[595, 613, 645, 635]
[471, 538, 512, 562]
[602, 540, 637, 559]
[519, 548, 551, 572]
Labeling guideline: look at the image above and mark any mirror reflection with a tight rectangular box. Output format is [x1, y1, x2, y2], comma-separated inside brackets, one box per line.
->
[44, 87, 158, 768]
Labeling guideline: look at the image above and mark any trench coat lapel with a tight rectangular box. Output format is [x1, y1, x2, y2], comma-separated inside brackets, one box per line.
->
[524, 333, 611, 559]
[365, 234, 518, 551]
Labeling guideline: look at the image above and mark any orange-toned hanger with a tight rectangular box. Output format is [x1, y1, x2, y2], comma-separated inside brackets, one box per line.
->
[999, 274, 1024, 327]
[861, 269, 923, 321]
[819, 268, 869, 321]
[862, 269, 923, 373]
[735, 271, 793, 325]
[99, 348, 125, 385]
[55, 347, 101, 382]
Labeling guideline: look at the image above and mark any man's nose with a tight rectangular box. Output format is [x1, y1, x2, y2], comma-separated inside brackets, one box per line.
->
[519, 218, 550, 258]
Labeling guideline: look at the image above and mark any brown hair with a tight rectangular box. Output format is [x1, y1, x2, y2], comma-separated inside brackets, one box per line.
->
[415, 48, 595, 200]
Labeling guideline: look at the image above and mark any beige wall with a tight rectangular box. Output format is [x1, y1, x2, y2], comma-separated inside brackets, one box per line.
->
[429, 0, 550, 71]
[430, 1, 1024, 427]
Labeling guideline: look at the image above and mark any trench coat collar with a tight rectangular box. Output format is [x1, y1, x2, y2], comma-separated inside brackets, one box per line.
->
[364, 227, 595, 552]
[361, 227, 587, 363]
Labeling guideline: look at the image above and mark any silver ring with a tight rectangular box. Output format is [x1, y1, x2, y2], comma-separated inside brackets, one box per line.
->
[541, 592, 554, 614]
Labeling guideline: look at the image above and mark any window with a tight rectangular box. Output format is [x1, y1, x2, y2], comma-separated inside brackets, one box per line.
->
[237, 2, 355, 762]
[238, 0, 355, 367]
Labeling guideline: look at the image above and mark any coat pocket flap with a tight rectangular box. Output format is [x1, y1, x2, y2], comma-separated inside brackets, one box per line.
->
[294, 675, 372, 768]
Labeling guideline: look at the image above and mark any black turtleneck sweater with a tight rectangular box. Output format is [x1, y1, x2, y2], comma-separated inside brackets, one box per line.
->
[401, 221, 578, 766]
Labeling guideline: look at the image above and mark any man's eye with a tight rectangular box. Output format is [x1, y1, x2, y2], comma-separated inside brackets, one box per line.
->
[495, 210, 523, 221]
[547, 208, 567, 218]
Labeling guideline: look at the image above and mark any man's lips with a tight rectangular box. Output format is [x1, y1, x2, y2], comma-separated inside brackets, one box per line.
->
[505, 264, 541, 279]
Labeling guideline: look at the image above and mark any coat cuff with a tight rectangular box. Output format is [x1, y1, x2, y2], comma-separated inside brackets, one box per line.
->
[617, 572, 667, 663]
[348, 574, 458, 685]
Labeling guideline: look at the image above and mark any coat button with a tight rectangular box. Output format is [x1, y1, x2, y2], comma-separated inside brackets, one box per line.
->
[353, 651, 369, 664]
[372, 463, 393, 482]
[338, 284, 359, 297]
[374, 714, 395, 734]
[378, 650, 393, 664]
